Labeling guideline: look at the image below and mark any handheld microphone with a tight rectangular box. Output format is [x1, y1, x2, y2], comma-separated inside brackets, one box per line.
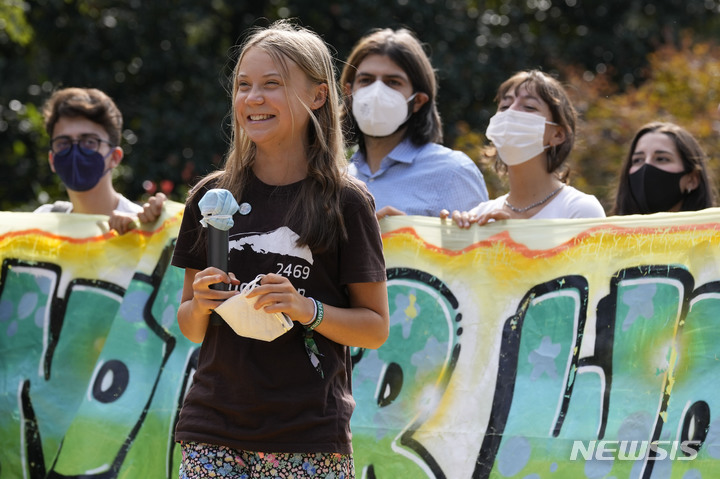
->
[198, 189, 240, 323]
[207, 227, 229, 291]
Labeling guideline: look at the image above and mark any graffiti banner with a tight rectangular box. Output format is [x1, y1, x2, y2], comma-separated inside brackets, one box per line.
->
[3, 206, 720, 478]
[0, 203, 191, 479]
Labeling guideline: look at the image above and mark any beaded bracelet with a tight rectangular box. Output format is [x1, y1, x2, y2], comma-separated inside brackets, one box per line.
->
[305, 299, 324, 331]
[299, 297, 318, 326]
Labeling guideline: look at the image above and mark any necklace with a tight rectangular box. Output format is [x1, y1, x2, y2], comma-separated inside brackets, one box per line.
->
[504, 184, 564, 213]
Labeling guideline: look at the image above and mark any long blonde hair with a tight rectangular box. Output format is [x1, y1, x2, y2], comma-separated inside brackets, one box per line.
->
[193, 20, 367, 252]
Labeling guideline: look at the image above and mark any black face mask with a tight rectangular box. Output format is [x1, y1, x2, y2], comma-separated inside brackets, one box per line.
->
[628, 163, 686, 214]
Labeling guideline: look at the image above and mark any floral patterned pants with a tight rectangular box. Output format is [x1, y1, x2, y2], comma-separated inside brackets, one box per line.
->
[179, 441, 355, 478]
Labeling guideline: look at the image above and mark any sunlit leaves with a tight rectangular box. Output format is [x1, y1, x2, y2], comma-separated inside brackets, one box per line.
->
[570, 39, 720, 210]
[0, 1, 33, 46]
[2, 0, 720, 213]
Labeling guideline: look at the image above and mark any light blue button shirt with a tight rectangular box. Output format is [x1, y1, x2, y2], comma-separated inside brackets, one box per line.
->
[348, 138, 489, 217]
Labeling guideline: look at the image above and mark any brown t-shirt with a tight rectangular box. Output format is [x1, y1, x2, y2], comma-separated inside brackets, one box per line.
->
[171, 173, 386, 454]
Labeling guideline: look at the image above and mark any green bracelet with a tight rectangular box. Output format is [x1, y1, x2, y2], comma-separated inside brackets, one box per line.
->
[305, 299, 324, 331]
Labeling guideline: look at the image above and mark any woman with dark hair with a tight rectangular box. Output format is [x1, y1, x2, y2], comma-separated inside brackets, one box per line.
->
[612, 121, 716, 215]
[442, 70, 606, 227]
[341, 28, 488, 218]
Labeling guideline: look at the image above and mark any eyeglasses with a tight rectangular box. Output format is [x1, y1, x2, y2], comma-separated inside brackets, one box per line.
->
[50, 135, 114, 155]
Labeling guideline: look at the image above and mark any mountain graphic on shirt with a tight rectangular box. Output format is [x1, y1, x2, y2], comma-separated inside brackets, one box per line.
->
[228, 226, 314, 265]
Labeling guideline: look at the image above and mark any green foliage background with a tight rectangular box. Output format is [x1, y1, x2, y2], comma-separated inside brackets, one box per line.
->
[2, 0, 720, 213]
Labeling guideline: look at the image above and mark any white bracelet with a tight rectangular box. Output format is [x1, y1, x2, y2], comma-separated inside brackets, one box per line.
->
[299, 297, 317, 326]
[305, 300, 324, 331]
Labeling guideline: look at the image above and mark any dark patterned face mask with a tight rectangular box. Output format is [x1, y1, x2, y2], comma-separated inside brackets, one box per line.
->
[53, 144, 111, 192]
[629, 163, 687, 214]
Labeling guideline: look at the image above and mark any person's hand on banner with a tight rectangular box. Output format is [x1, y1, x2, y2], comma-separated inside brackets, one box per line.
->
[440, 207, 511, 228]
[474, 209, 511, 225]
[376, 205, 406, 221]
[107, 212, 141, 234]
[105, 192, 167, 234]
[138, 192, 167, 224]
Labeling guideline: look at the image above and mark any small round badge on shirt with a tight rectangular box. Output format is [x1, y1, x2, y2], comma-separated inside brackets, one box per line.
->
[239, 202, 252, 215]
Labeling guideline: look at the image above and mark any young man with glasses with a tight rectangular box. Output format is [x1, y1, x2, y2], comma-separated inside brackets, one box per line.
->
[34, 87, 165, 234]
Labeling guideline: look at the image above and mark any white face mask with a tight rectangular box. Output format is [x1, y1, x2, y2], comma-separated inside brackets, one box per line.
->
[485, 109, 558, 166]
[214, 275, 294, 342]
[352, 80, 416, 137]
